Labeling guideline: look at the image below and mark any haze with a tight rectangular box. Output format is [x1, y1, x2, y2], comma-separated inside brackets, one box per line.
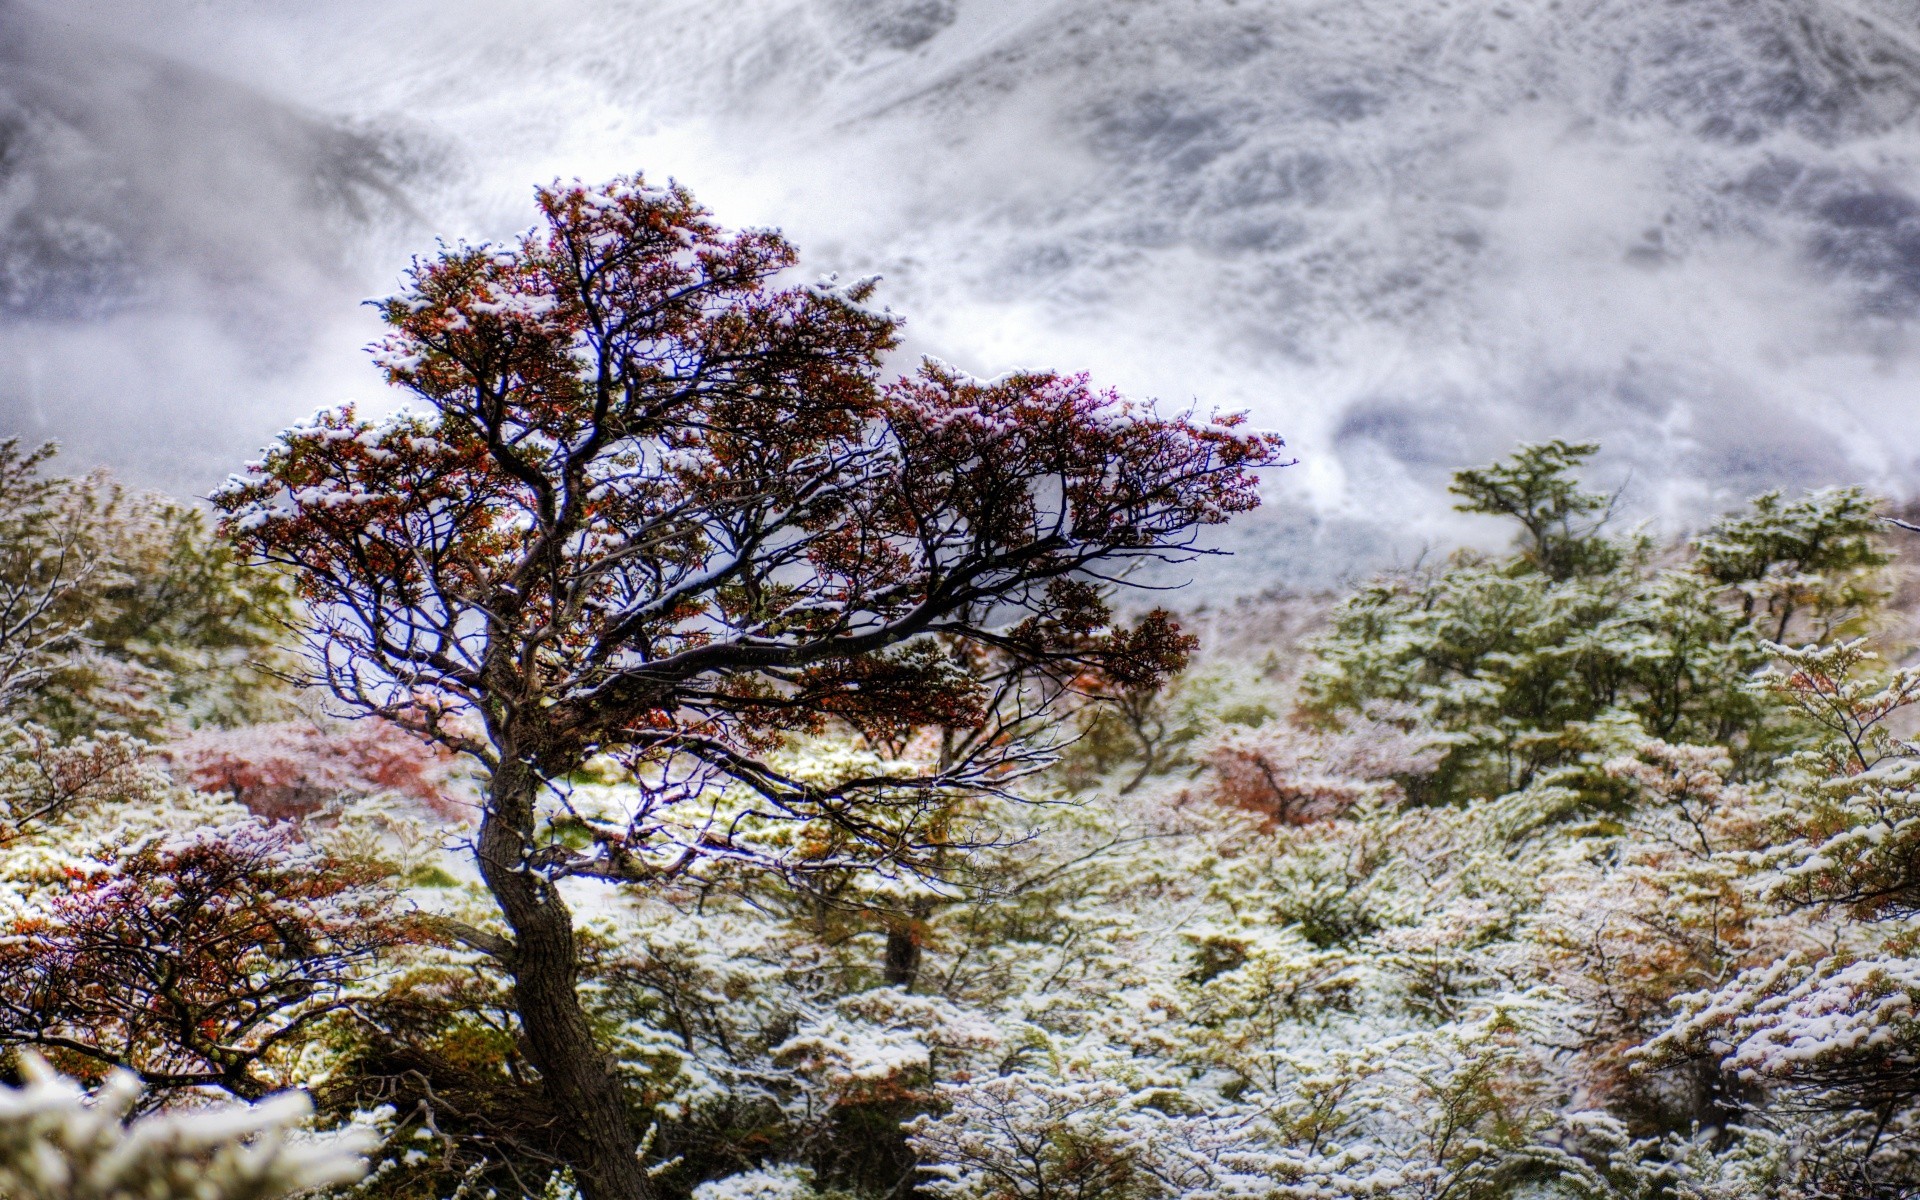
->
[6, 0, 1920, 581]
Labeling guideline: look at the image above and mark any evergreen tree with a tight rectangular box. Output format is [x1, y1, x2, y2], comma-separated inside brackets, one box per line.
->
[1302, 444, 1886, 806]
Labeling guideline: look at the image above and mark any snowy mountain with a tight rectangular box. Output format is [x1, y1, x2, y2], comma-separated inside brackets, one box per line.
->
[8, 0, 1920, 577]
[0, 1, 416, 485]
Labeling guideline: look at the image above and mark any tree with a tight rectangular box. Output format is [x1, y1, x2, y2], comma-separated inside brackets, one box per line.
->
[1301, 445, 1888, 806]
[1692, 488, 1886, 644]
[0, 820, 416, 1099]
[214, 174, 1285, 1200]
[1448, 440, 1618, 582]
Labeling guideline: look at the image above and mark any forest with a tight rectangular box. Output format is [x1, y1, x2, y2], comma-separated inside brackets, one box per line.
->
[4, 175, 1920, 1200]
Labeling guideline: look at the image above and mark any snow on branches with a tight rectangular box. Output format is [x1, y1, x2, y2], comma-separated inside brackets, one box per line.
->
[0, 821, 418, 1098]
[0, 1056, 369, 1200]
[211, 170, 1287, 828]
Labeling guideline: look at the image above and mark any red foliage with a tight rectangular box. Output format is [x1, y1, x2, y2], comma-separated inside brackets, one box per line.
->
[212, 174, 1287, 800]
[1196, 714, 1443, 825]
[0, 821, 417, 1097]
[164, 720, 464, 822]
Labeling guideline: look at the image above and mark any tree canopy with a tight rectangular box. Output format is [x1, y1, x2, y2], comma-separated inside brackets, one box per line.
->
[211, 173, 1287, 1200]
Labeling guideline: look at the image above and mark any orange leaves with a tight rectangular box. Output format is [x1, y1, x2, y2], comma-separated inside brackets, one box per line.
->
[1009, 590, 1196, 696]
[793, 645, 991, 749]
[1089, 609, 1198, 691]
[217, 407, 509, 609]
[0, 821, 414, 1097]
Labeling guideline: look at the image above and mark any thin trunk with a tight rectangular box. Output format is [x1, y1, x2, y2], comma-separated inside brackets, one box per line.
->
[479, 759, 652, 1200]
[883, 898, 934, 991]
[883, 919, 922, 991]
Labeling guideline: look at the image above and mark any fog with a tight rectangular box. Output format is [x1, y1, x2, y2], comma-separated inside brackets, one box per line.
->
[7, 0, 1920, 582]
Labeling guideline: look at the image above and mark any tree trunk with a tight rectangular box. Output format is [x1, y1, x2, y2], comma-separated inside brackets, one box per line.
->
[479, 759, 652, 1200]
[882, 899, 933, 991]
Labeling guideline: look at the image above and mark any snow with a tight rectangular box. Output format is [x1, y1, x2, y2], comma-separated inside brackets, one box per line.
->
[0, 1058, 370, 1200]
[468, 289, 558, 319]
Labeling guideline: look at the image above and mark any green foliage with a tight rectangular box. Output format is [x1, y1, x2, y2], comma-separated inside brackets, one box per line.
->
[1691, 486, 1888, 642]
[38, 482, 297, 736]
[1302, 445, 1887, 806]
[1448, 440, 1618, 581]
[0, 440, 91, 710]
[0, 440, 297, 736]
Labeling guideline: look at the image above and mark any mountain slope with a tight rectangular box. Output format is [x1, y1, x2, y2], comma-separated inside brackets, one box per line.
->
[9, 0, 1920, 571]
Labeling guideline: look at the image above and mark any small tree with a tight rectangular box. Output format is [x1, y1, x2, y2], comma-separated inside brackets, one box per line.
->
[215, 174, 1284, 1200]
[1448, 439, 1618, 581]
[0, 441, 93, 711]
[0, 820, 415, 1099]
[165, 719, 460, 822]
[1692, 488, 1887, 643]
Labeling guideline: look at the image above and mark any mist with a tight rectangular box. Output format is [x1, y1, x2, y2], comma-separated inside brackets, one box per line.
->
[7, 0, 1920, 582]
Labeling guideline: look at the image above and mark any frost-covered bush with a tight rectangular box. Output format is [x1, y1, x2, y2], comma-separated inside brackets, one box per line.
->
[0, 820, 417, 1099]
[689, 1164, 818, 1200]
[1619, 640, 1920, 1195]
[163, 721, 461, 822]
[0, 1056, 369, 1200]
[0, 440, 295, 738]
[1192, 706, 1444, 824]
[6, 432, 1919, 1200]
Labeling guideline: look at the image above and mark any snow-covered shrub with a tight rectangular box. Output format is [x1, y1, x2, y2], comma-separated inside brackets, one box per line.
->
[0, 726, 173, 848]
[0, 819, 417, 1099]
[690, 1164, 818, 1200]
[0, 442, 296, 738]
[1192, 707, 1444, 824]
[1614, 639, 1920, 1194]
[0, 1056, 369, 1200]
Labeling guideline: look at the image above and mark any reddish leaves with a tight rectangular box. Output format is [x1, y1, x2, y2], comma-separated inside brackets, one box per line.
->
[1193, 715, 1443, 826]
[164, 721, 463, 822]
[0, 822, 416, 1097]
[213, 169, 1286, 846]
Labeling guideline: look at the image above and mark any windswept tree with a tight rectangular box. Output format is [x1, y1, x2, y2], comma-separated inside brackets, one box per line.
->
[214, 174, 1285, 1200]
